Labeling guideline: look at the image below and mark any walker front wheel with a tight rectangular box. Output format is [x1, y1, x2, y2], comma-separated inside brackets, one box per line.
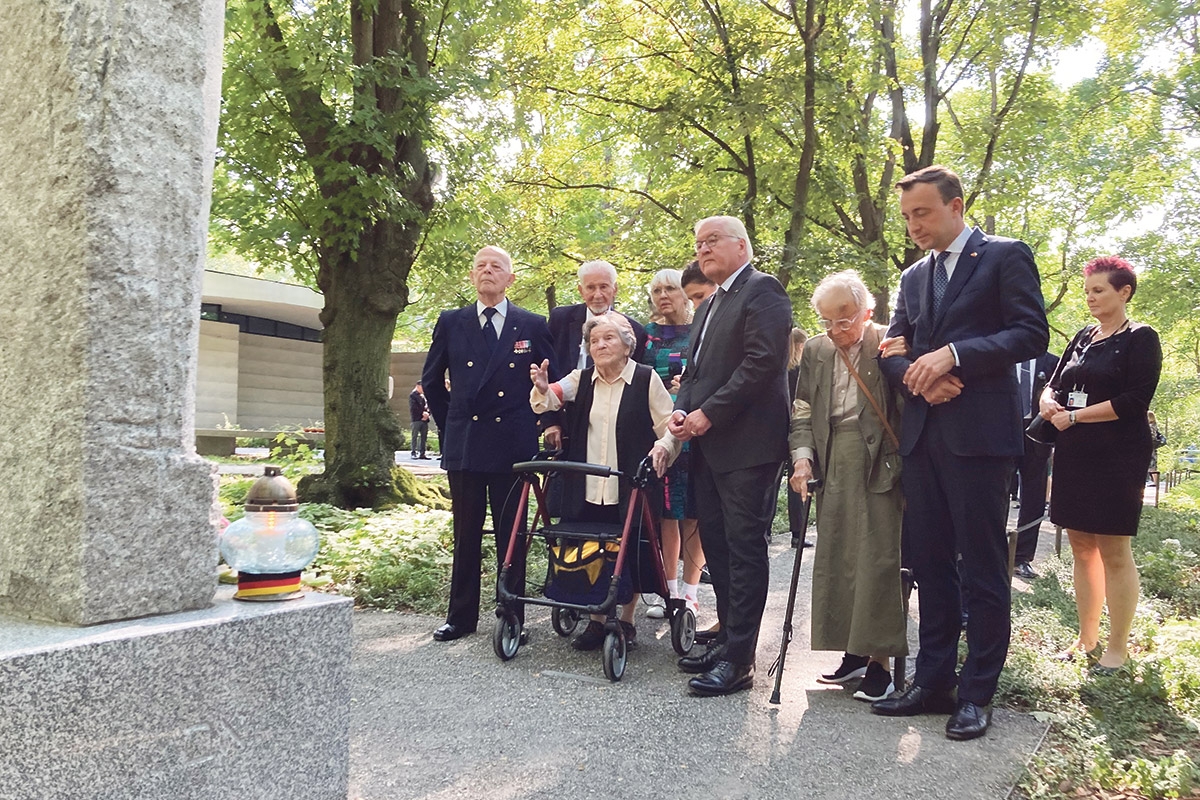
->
[493, 614, 521, 661]
[602, 630, 627, 682]
[671, 607, 696, 655]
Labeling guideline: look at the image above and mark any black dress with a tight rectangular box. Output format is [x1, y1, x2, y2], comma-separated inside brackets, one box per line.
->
[1048, 322, 1162, 535]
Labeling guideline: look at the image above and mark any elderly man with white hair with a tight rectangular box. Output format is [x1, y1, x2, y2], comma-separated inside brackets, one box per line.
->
[789, 269, 908, 703]
[548, 260, 647, 381]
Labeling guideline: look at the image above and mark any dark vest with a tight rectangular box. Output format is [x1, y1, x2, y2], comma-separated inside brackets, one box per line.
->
[561, 364, 662, 521]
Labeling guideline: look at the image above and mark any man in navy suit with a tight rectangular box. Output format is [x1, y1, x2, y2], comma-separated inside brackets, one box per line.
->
[1012, 350, 1060, 579]
[548, 260, 647, 381]
[664, 215, 793, 697]
[422, 245, 557, 642]
[873, 166, 1048, 739]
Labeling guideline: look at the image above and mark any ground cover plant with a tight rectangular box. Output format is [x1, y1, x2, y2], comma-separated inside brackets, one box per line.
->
[1001, 481, 1200, 799]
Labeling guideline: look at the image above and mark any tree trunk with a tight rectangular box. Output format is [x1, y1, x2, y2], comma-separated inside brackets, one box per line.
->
[299, 218, 419, 507]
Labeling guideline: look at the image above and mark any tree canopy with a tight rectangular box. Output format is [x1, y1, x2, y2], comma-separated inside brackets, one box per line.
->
[211, 0, 1200, 481]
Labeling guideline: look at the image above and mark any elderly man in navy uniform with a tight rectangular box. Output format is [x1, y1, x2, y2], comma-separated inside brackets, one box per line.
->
[422, 245, 557, 642]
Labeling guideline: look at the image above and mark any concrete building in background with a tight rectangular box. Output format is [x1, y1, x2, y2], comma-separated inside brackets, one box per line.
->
[198, 270, 325, 430]
[198, 269, 428, 436]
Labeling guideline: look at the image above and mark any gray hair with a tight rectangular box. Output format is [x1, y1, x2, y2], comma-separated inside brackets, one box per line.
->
[578, 260, 618, 285]
[647, 268, 683, 297]
[694, 216, 754, 261]
[582, 311, 636, 355]
[810, 269, 875, 315]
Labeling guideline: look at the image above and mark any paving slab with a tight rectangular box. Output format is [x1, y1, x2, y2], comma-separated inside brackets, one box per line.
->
[347, 529, 1045, 800]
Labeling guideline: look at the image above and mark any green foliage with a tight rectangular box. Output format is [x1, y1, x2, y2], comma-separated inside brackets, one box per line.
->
[1002, 497, 1200, 799]
[306, 503, 456, 613]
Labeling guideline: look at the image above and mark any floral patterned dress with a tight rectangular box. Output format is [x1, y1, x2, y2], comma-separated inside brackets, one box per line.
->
[642, 322, 693, 520]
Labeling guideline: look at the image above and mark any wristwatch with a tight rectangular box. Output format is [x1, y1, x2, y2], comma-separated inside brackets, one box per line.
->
[1068, 411, 1077, 426]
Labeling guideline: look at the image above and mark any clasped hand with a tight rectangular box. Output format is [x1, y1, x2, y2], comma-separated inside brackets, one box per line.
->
[667, 409, 711, 441]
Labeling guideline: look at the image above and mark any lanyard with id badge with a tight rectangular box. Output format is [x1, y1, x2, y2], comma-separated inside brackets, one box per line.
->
[1068, 321, 1127, 409]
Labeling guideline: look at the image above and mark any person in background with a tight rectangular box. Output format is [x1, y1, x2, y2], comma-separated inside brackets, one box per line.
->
[640, 268, 706, 621]
[408, 382, 430, 459]
[1011, 351, 1060, 579]
[548, 260, 647, 381]
[1040, 256, 1162, 672]
[1147, 411, 1163, 482]
[532, 312, 677, 651]
[790, 270, 907, 703]
[422, 245, 557, 643]
[678, 259, 721, 644]
[783, 327, 812, 549]
[680, 260, 718, 311]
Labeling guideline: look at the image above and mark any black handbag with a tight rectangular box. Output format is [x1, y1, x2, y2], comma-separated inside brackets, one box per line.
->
[1025, 414, 1057, 445]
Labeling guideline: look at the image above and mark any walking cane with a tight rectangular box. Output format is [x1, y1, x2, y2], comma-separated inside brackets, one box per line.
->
[769, 478, 820, 705]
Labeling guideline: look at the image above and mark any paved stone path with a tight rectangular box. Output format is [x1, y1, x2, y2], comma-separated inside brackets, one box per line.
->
[347, 513, 1049, 800]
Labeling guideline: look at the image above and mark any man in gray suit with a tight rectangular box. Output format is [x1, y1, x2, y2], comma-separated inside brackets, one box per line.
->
[664, 215, 793, 696]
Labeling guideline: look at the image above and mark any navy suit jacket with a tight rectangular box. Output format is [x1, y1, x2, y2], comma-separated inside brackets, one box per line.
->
[881, 227, 1049, 459]
[675, 266, 793, 473]
[547, 303, 647, 381]
[421, 302, 556, 473]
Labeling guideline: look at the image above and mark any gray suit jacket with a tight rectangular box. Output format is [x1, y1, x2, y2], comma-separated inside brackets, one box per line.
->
[788, 322, 902, 494]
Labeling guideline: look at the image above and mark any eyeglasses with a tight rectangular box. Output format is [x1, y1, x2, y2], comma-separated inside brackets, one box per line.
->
[818, 315, 861, 332]
[694, 233, 739, 252]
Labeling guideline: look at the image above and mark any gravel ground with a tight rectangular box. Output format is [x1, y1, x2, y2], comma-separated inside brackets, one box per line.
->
[348, 516, 1047, 800]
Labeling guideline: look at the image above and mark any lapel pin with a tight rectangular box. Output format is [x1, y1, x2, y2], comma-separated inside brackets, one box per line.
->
[970, 251, 978, 257]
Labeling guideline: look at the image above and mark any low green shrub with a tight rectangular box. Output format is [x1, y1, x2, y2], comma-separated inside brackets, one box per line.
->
[1006, 485, 1200, 800]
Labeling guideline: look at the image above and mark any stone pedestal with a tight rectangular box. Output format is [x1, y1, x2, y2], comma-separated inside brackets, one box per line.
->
[0, 0, 225, 625]
[0, 588, 353, 799]
[0, 2, 352, 796]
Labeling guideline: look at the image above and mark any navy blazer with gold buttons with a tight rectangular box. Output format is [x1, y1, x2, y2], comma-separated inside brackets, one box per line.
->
[422, 302, 556, 473]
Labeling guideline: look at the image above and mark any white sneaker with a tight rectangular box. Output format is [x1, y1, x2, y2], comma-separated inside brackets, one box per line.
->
[643, 593, 666, 619]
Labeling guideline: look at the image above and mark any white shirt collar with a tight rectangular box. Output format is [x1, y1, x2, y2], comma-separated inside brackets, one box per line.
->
[476, 298, 509, 319]
[932, 225, 973, 259]
[719, 263, 750, 292]
[591, 357, 638, 385]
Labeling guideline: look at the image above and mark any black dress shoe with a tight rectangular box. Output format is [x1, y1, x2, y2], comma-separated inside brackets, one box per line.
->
[870, 684, 957, 716]
[1014, 561, 1038, 580]
[433, 623, 474, 641]
[693, 623, 722, 646]
[678, 643, 726, 674]
[688, 660, 755, 696]
[945, 700, 992, 740]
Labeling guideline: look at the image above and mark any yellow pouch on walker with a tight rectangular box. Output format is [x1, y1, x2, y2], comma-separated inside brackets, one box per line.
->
[545, 539, 632, 605]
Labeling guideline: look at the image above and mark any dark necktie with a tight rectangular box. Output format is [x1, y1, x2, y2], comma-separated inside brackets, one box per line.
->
[482, 307, 499, 352]
[932, 251, 950, 317]
[696, 287, 726, 362]
[1019, 361, 1033, 418]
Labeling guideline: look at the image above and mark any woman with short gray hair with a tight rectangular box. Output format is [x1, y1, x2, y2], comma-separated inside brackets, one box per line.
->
[789, 269, 907, 702]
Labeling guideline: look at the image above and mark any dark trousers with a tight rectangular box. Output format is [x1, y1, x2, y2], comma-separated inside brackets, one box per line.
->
[410, 420, 429, 456]
[1013, 432, 1050, 563]
[691, 446, 778, 665]
[902, 417, 1012, 706]
[445, 470, 527, 629]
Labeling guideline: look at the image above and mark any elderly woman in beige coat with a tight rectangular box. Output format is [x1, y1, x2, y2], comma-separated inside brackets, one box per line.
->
[789, 270, 907, 702]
